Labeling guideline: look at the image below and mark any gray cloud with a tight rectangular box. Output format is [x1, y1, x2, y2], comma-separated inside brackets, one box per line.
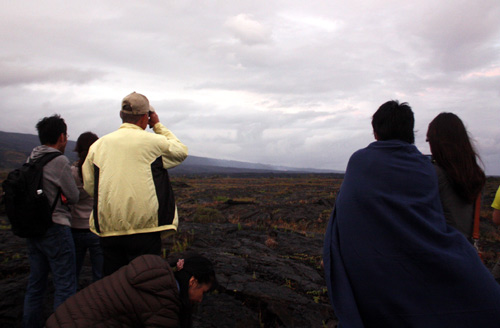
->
[225, 14, 272, 45]
[410, 0, 500, 73]
[0, 60, 105, 87]
[1, 1, 499, 174]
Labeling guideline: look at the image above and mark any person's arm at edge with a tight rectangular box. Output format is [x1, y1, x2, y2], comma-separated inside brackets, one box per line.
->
[493, 209, 500, 226]
[492, 186, 500, 225]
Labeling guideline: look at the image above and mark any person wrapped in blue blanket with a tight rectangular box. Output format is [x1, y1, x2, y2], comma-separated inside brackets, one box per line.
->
[323, 100, 500, 327]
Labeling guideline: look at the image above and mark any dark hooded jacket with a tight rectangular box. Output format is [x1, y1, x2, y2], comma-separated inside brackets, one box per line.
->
[46, 255, 181, 327]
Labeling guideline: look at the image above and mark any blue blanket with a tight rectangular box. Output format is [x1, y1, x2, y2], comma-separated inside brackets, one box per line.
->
[323, 140, 500, 327]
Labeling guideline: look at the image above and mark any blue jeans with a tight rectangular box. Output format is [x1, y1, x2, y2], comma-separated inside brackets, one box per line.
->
[72, 229, 103, 282]
[23, 224, 76, 328]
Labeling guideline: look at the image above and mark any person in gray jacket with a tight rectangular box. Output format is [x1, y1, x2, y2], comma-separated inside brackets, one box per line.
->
[23, 115, 79, 328]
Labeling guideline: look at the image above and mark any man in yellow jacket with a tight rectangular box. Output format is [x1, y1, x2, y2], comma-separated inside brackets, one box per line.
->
[83, 92, 188, 276]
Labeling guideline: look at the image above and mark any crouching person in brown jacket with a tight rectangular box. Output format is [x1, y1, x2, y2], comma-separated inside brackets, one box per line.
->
[46, 254, 217, 328]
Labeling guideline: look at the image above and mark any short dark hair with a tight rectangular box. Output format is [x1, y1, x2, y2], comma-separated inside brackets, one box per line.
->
[36, 115, 67, 145]
[372, 100, 414, 144]
[120, 111, 146, 124]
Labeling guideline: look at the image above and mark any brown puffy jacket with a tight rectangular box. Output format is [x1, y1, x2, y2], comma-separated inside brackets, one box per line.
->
[46, 255, 181, 327]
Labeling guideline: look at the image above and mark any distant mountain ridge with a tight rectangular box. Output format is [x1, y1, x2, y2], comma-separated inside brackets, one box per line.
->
[0, 131, 339, 175]
[0, 131, 79, 169]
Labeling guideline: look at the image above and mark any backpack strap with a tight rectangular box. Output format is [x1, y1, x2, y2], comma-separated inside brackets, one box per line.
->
[32, 152, 64, 213]
[29, 151, 62, 166]
[50, 188, 62, 214]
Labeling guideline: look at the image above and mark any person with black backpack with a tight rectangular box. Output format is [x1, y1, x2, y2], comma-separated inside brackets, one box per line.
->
[19, 115, 79, 327]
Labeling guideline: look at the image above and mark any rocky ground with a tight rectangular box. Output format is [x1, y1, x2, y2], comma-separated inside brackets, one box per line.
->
[1, 174, 499, 327]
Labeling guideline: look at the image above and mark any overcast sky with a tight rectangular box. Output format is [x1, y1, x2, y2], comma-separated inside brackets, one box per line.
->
[1, 1, 499, 175]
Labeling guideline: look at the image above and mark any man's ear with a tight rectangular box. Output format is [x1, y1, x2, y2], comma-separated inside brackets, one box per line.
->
[58, 132, 66, 143]
[373, 131, 379, 141]
[140, 113, 149, 129]
[189, 276, 198, 287]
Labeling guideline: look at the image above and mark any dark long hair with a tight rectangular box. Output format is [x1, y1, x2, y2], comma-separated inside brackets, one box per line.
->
[427, 112, 485, 203]
[173, 255, 217, 328]
[74, 132, 99, 179]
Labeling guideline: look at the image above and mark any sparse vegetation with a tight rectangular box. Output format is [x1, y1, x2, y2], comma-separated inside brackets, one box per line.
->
[173, 175, 340, 235]
[172, 239, 190, 253]
[0, 224, 10, 230]
[1, 174, 498, 327]
[192, 206, 224, 223]
[214, 196, 230, 203]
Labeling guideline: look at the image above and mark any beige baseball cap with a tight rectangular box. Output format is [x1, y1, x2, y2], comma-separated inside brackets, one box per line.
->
[121, 92, 155, 115]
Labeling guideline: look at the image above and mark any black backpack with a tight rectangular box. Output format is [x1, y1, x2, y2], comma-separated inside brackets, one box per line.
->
[2, 152, 62, 238]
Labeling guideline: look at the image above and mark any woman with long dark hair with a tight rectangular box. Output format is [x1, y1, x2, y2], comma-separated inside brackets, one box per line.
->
[46, 254, 217, 327]
[70, 132, 102, 282]
[426, 112, 486, 240]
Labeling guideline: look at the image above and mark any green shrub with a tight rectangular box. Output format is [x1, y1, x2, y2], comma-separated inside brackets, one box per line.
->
[214, 196, 230, 202]
[193, 206, 224, 223]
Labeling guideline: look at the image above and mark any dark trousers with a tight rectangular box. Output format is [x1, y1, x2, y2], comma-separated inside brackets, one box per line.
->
[72, 228, 103, 283]
[23, 224, 76, 328]
[100, 231, 161, 277]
